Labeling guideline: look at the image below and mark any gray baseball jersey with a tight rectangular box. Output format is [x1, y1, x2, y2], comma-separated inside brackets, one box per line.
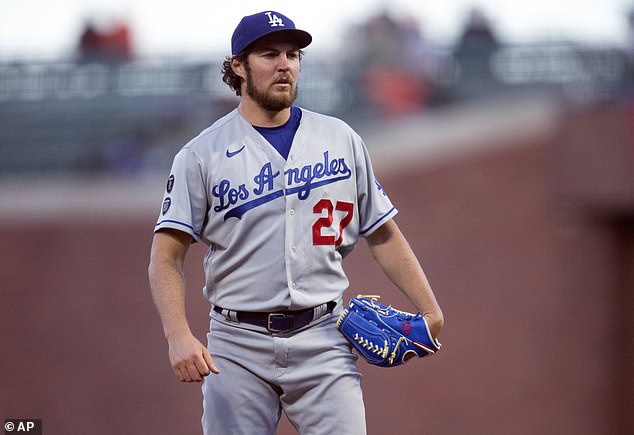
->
[155, 107, 396, 312]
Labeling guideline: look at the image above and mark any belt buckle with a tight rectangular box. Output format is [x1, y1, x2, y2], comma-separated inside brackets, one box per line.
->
[267, 312, 290, 332]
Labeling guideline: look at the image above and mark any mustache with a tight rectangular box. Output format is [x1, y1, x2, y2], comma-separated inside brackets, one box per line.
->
[273, 75, 293, 85]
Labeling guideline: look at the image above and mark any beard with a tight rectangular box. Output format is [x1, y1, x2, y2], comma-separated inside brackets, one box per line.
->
[245, 68, 298, 112]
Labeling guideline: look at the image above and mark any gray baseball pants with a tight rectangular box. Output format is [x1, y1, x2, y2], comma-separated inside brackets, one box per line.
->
[202, 310, 366, 435]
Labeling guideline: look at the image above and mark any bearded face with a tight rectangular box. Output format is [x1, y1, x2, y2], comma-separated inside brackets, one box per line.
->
[244, 61, 299, 112]
[234, 34, 302, 113]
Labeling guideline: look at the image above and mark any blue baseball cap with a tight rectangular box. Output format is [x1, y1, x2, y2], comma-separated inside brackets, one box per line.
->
[231, 11, 312, 56]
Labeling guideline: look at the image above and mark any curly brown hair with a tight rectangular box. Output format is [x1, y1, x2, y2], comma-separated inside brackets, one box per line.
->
[221, 53, 248, 96]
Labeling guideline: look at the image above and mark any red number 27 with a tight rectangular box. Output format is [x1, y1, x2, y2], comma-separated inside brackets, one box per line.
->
[312, 199, 354, 246]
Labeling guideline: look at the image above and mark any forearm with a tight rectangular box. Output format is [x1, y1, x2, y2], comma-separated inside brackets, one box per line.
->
[148, 258, 192, 339]
[148, 230, 219, 381]
[367, 220, 444, 338]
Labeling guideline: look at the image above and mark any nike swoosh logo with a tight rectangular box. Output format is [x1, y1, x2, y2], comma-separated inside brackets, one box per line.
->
[226, 146, 245, 158]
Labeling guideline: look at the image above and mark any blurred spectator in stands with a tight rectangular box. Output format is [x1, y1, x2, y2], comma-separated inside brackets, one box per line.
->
[624, 6, 634, 90]
[77, 17, 133, 64]
[101, 20, 133, 63]
[359, 12, 401, 69]
[342, 10, 434, 118]
[400, 16, 433, 80]
[452, 7, 501, 99]
[78, 20, 102, 63]
[627, 6, 634, 54]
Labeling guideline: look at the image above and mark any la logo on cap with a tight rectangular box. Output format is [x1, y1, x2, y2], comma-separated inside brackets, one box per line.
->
[265, 11, 285, 27]
[230, 10, 312, 55]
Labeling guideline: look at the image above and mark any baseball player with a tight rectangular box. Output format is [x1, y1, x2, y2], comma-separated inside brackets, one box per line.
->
[148, 10, 443, 435]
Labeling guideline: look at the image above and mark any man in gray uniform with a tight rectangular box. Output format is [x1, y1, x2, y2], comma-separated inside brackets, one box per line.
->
[148, 10, 443, 435]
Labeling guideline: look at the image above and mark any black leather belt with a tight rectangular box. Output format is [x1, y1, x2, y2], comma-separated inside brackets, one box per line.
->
[213, 301, 336, 332]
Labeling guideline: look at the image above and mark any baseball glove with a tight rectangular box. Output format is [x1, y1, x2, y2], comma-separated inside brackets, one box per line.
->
[336, 295, 441, 367]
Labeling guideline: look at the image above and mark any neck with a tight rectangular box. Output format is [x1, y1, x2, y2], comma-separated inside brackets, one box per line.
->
[237, 97, 291, 127]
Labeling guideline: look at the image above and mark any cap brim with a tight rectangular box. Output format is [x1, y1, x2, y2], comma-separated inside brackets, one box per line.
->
[245, 28, 312, 53]
[285, 29, 312, 49]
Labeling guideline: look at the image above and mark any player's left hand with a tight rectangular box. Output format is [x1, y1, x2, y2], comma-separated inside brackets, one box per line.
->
[336, 295, 441, 367]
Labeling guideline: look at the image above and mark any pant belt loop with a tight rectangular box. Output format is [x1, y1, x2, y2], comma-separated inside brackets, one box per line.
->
[230, 310, 239, 322]
[312, 303, 327, 321]
[220, 308, 239, 322]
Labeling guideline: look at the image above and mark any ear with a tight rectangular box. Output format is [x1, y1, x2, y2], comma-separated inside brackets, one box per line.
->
[231, 56, 247, 80]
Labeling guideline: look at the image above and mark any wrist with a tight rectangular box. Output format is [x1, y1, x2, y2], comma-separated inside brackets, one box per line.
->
[423, 312, 444, 339]
[164, 325, 192, 341]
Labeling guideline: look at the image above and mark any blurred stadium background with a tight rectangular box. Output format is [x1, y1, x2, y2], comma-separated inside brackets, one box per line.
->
[1, 2, 633, 434]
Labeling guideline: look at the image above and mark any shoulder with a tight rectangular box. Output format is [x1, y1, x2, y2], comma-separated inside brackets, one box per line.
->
[298, 107, 356, 133]
[298, 107, 366, 155]
[181, 109, 246, 154]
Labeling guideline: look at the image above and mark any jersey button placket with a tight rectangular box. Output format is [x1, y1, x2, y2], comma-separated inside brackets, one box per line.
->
[288, 207, 297, 290]
[285, 198, 298, 301]
[289, 209, 296, 256]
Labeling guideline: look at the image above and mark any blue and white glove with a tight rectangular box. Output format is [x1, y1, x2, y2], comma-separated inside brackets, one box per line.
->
[336, 295, 441, 367]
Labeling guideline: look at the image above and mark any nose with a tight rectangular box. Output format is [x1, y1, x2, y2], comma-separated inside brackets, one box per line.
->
[276, 53, 291, 71]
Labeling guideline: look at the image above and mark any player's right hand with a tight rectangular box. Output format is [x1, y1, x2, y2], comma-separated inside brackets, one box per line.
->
[167, 331, 220, 382]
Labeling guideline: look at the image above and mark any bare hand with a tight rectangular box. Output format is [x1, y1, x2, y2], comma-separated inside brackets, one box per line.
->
[167, 331, 219, 382]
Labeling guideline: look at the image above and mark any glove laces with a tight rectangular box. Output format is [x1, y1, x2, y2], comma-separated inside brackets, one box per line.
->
[353, 333, 389, 359]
